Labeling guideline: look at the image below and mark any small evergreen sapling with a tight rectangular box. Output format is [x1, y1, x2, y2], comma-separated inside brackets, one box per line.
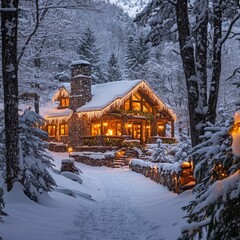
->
[18, 109, 56, 202]
[150, 138, 171, 163]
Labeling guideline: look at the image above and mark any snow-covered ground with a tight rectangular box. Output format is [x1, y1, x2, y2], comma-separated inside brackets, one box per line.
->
[0, 152, 192, 240]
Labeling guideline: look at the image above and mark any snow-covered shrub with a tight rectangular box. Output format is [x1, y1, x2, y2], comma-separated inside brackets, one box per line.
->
[170, 133, 192, 163]
[150, 139, 174, 163]
[180, 118, 240, 239]
[18, 109, 56, 202]
[150, 135, 191, 163]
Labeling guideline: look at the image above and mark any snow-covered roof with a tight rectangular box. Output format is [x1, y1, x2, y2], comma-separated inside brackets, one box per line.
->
[76, 80, 176, 120]
[77, 80, 142, 112]
[71, 60, 90, 66]
[40, 101, 72, 121]
[44, 80, 176, 121]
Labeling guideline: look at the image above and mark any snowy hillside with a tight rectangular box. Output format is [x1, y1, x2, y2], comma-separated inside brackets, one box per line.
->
[108, 0, 150, 17]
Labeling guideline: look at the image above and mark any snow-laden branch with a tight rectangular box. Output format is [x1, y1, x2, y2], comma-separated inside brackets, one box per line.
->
[17, 0, 40, 65]
[226, 67, 240, 82]
[221, 13, 240, 44]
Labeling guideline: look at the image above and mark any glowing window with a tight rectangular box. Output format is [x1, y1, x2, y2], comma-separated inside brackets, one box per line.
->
[116, 123, 122, 136]
[132, 102, 141, 111]
[60, 124, 68, 135]
[132, 93, 141, 101]
[146, 125, 151, 137]
[47, 125, 56, 137]
[157, 124, 165, 136]
[92, 123, 101, 136]
[143, 102, 152, 112]
[125, 100, 130, 111]
[61, 98, 69, 107]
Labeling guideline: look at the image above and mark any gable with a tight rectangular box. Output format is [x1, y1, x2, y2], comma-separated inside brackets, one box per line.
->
[52, 84, 70, 102]
[76, 80, 176, 121]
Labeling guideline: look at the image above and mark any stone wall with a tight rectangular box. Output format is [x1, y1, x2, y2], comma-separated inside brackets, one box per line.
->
[70, 153, 114, 167]
[69, 61, 92, 111]
[68, 113, 91, 147]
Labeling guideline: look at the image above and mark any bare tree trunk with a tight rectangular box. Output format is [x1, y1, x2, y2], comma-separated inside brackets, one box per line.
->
[194, 0, 208, 119]
[176, 0, 205, 148]
[1, 0, 20, 191]
[207, 0, 222, 123]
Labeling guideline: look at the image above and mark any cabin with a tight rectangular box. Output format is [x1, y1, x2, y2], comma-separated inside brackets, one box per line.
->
[42, 60, 176, 149]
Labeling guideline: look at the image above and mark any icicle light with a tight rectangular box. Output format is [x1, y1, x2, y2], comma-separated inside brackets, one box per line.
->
[76, 81, 176, 121]
[46, 115, 70, 124]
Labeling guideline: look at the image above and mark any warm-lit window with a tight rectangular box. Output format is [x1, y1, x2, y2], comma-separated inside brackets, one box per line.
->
[132, 93, 142, 111]
[102, 121, 122, 136]
[61, 98, 69, 107]
[146, 125, 151, 137]
[132, 93, 141, 101]
[125, 94, 152, 113]
[157, 124, 165, 136]
[125, 100, 130, 111]
[143, 101, 152, 112]
[60, 124, 68, 135]
[92, 123, 101, 136]
[47, 125, 56, 137]
[116, 123, 121, 136]
[132, 101, 141, 111]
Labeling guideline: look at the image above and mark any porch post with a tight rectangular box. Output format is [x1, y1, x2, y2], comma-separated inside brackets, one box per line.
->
[151, 116, 158, 136]
[171, 120, 174, 138]
[100, 120, 103, 135]
[122, 115, 128, 135]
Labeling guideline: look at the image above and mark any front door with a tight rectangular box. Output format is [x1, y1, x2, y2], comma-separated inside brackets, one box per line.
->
[132, 123, 142, 142]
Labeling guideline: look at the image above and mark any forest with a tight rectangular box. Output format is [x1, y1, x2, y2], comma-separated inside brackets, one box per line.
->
[0, 0, 240, 239]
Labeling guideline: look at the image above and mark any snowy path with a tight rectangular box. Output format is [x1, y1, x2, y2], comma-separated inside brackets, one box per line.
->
[0, 152, 191, 240]
[65, 165, 191, 240]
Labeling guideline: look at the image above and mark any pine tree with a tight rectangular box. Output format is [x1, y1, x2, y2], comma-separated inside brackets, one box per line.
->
[107, 53, 122, 82]
[76, 27, 105, 84]
[18, 109, 56, 202]
[125, 33, 149, 80]
[180, 116, 240, 239]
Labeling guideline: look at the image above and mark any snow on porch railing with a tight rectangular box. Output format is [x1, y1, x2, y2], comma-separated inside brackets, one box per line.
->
[129, 159, 195, 194]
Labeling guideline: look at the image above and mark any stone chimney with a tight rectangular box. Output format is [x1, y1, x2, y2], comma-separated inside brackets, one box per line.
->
[69, 60, 92, 111]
